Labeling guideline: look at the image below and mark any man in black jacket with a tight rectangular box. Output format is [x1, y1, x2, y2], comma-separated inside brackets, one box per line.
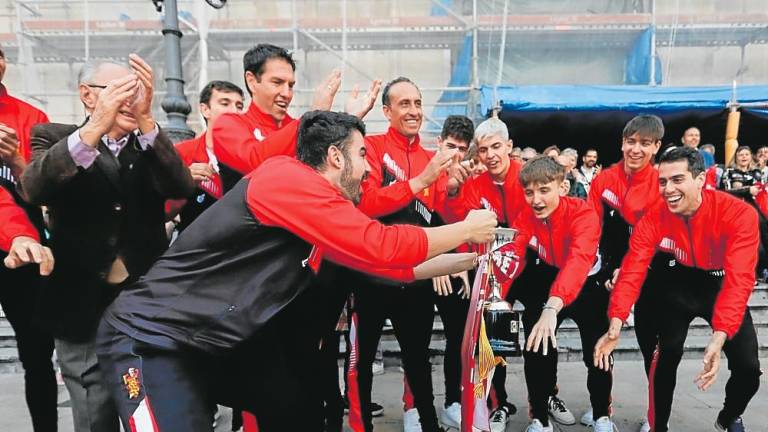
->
[20, 55, 194, 432]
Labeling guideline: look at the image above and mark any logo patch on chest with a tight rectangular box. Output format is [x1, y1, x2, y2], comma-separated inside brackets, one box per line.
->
[253, 128, 265, 141]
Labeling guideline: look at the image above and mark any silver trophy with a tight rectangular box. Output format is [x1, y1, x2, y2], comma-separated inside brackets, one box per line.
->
[484, 227, 522, 356]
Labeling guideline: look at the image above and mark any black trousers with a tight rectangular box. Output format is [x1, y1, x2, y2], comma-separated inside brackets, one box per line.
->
[640, 259, 762, 432]
[492, 259, 612, 427]
[0, 263, 57, 432]
[433, 278, 470, 407]
[347, 277, 438, 432]
[97, 319, 324, 432]
[316, 268, 353, 432]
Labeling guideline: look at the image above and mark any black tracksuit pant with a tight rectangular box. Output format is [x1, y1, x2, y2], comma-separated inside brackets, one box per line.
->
[492, 258, 612, 427]
[347, 277, 438, 432]
[639, 256, 762, 432]
[97, 311, 326, 432]
[0, 263, 57, 432]
[433, 278, 470, 408]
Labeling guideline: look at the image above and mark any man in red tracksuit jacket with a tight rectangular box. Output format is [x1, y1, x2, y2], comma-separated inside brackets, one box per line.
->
[0, 187, 53, 275]
[210, 44, 299, 193]
[211, 43, 380, 194]
[95, 111, 496, 432]
[585, 115, 664, 429]
[345, 77, 460, 432]
[170, 80, 244, 233]
[345, 77, 456, 432]
[594, 146, 762, 432]
[445, 117, 539, 430]
[444, 118, 525, 229]
[207, 44, 381, 432]
[0, 44, 58, 432]
[498, 156, 614, 432]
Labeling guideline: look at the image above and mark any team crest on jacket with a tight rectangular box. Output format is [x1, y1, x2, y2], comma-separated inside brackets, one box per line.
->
[253, 128, 265, 141]
[122, 368, 141, 399]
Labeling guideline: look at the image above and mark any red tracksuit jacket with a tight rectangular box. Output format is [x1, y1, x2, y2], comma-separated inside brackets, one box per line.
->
[503, 196, 601, 304]
[358, 127, 449, 225]
[175, 134, 223, 199]
[588, 161, 661, 278]
[211, 103, 297, 188]
[0, 187, 38, 251]
[588, 161, 660, 228]
[609, 189, 759, 338]
[0, 85, 49, 164]
[105, 156, 430, 353]
[445, 160, 525, 227]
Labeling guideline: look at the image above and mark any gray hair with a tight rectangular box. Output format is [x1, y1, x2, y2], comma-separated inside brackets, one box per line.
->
[521, 147, 537, 157]
[474, 117, 509, 143]
[78, 59, 128, 84]
[561, 148, 578, 159]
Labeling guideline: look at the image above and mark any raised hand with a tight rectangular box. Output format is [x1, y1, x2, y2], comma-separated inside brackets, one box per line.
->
[411, 148, 458, 193]
[310, 69, 342, 111]
[128, 53, 156, 132]
[0, 123, 27, 179]
[82, 74, 139, 145]
[0, 124, 20, 165]
[345, 79, 382, 119]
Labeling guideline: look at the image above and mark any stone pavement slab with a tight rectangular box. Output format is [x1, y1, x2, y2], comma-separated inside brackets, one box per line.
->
[1, 359, 765, 431]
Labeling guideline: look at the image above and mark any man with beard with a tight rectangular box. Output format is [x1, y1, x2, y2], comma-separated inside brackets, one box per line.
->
[595, 146, 761, 432]
[576, 148, 600, 194]
[96, 110, 497, 432]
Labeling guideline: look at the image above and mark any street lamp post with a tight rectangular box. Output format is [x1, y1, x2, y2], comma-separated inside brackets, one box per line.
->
[153, 0, 194, 143]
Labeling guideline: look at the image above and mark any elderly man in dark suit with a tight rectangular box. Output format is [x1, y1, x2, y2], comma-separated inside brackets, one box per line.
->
[20, 54, 195, 432]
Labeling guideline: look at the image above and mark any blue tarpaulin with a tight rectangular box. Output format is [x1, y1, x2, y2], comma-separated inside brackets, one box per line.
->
[625, 26, 662, 85]
[481, 84, 768, 115]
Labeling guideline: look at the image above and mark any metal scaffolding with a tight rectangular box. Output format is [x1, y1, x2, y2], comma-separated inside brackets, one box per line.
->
[2, 0, 767, 131]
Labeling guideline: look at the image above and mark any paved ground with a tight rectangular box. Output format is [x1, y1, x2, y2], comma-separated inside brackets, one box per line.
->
[1, 359, 766, 431]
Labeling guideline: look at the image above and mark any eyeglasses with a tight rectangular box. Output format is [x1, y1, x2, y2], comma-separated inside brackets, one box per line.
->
[85, 83, 107, 89]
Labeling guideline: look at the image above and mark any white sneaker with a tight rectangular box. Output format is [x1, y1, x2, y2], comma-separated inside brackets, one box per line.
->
[547, 395, 576, 425]
[594, 416, 619, 432]
[439, 402, 461, 429]
[525, 419, 553, 432]
[639, 418, 650, 432]
[581, 408, 594, 426]
[403, 408, 422, 432]
[489, 406, 510, 432]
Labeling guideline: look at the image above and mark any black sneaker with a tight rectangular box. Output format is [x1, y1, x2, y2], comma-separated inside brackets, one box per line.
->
[342, 399, 384, 417]
[370, 401, 384, 417]
[715, 416, 746, 432]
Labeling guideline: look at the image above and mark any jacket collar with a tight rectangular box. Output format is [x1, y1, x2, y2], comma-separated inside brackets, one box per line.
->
[245, 102, 292, 129]
[385, 127, 420, 152]
[621, 160, 655, 183]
